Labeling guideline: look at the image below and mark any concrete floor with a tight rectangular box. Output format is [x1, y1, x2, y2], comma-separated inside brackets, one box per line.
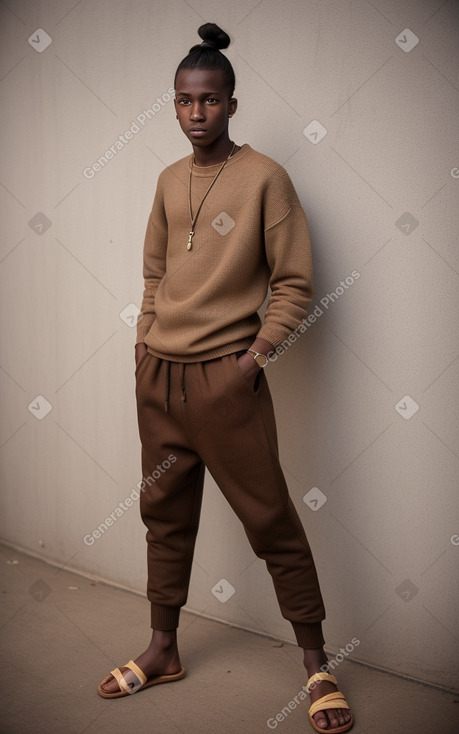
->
[1, 542, 457, 734]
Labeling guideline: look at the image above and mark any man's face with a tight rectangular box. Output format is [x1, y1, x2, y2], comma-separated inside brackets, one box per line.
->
[174, 68, 237, 148]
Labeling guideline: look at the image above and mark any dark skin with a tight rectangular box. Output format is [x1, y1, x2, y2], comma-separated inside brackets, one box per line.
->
[114, 68, 352, 731]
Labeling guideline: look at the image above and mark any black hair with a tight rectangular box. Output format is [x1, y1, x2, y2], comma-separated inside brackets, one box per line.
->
[174, 23, 236, 97]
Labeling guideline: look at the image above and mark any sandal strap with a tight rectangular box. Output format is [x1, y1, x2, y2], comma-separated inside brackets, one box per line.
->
[308, 691, 350, 718]
[110, 659, 147, 694]
[124, 660, 147, 685]
[306, 672, 338, 692]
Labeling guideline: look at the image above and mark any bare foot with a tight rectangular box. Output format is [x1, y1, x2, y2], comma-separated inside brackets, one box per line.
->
[304, 648, 352, 730]
[99, 629, 181, 696]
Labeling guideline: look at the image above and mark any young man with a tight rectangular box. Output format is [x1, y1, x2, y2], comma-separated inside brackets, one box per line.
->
[98, 24, 353, 734]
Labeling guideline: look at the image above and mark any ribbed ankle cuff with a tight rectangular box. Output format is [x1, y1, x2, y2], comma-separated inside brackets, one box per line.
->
[150, 604, 181, 630]
[291, 621, 325, 649]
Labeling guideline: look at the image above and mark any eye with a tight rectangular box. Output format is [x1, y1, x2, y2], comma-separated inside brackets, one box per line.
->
[205, 97, 218, 104]
[178, 99, 191, 105]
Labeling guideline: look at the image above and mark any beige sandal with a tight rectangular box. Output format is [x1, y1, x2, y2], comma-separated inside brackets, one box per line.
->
[97, 659, 186, 699]
[306, 672, 354, 733]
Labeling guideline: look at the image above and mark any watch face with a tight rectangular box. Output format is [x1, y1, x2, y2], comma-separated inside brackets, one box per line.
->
[255, 353, 268, 367]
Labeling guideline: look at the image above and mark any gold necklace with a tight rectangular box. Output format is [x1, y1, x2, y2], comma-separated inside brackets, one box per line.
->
[187, 142, 236, 251]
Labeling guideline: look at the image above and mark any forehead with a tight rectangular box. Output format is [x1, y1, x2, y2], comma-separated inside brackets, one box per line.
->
[175, 68, 227, 94]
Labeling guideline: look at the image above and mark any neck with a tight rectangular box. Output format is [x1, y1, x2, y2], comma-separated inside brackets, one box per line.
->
[192, 137, 235, 167]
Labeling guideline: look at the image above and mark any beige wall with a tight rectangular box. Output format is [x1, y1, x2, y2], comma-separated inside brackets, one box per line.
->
[1, 0, 458, 692]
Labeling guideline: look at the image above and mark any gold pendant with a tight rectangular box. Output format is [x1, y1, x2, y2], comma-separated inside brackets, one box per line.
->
[187, 231, 194, 251]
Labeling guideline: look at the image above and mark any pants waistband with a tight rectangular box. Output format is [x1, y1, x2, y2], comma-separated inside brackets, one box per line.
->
[162, 352, 246, 412]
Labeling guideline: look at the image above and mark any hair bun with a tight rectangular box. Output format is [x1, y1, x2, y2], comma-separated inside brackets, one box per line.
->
[177, 22, 236, 96]
[197, 22, 230, 50]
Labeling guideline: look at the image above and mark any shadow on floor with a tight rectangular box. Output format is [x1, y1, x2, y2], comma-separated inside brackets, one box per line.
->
[1, 543, 457, 734]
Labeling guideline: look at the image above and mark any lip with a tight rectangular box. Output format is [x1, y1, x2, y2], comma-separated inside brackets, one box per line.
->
[189, 129, 207, 136]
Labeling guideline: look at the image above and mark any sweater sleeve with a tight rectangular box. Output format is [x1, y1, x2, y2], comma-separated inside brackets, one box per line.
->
[136, 178, 168, 345]
[257, 170, 314, 347]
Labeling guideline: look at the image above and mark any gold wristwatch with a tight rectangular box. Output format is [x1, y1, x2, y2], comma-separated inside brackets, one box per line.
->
[247, 349, 269, 368]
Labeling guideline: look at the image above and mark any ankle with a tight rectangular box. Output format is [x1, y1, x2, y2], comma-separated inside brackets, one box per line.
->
[303, 647, 329, 675]
[150, 629, 178, 651]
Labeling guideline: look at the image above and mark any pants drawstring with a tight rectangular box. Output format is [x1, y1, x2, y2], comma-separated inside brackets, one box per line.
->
[164, 361, 186, 411]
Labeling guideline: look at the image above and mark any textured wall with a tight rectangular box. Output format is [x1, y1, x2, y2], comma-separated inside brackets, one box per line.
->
[1, 0, 458, 692]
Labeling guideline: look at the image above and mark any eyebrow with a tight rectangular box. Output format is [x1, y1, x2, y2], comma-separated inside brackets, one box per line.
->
[176, 91, 221, 97]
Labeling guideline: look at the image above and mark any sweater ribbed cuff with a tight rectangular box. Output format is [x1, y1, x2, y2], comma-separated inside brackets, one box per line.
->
[136, 328, 151, 345]
[136, 316, 155, 345]
[291, 621, 325, 649]
[150, 604, 181, 630]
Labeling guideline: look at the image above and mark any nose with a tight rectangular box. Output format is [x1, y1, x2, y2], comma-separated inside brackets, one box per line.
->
[190, 102, 205, 120]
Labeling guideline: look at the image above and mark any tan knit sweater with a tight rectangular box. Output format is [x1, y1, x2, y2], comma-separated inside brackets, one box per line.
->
[136, 144, 313, 362]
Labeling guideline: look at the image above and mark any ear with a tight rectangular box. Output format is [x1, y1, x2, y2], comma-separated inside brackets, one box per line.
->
[228, 97, 238, 118]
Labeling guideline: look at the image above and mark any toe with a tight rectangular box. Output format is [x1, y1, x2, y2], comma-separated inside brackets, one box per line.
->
[314, 708, 351, 730]
[338, 708, 351, 726]
[327, 709, 339, 728]
[313, 712, 330, 729]
[99, 674, 119, 694]
[332, 708, 346, 727]
[335, 708, 352, 727]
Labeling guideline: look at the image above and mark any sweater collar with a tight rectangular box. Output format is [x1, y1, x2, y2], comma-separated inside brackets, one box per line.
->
[189, 143, 251, 177]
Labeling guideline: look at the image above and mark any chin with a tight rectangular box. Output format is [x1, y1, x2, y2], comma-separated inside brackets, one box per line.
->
[189, 136, 211, 145]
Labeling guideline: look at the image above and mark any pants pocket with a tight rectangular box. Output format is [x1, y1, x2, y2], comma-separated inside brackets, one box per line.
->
[231, 352, 264, 396]
[135, 349, 151, 378]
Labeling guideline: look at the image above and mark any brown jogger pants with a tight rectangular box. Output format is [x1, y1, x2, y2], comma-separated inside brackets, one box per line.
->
[135, 350, 326, 649]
